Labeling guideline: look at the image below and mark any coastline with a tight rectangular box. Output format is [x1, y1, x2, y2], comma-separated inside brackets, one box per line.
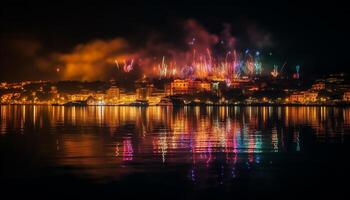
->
[2, 102, 350, 107]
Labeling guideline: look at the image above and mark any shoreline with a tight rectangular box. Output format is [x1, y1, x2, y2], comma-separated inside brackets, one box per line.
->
[1, 103, 350, 107]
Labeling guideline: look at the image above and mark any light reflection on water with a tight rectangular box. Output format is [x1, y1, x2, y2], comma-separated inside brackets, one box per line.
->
[1, 105, 350, 185]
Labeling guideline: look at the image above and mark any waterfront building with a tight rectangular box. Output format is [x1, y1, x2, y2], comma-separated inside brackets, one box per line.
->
[169, 79, 212, 95]
[119, 93, 137, 105]
[170, 79, 190, 94]
[289, 91, 318, 103]
[303, 91, 318, 102]
[106, 86, 120, 100]
[67, 93, 91, 101]
[147, 89, 166, 105]
[1, 93, 16, 103]
[289, 93, 304, 102]
[135, 76, 153, 100]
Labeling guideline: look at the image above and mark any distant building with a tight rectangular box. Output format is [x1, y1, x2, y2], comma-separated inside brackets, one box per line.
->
[343, 91, 350, 101]
[136, 87, 152, 100]
[93, 93, 105, 101]
[106, 86, 120, 100]
[311, 82, 325, 91]
[135, 76, 153, 100]
[0, 82, 7, 89]
[169, 79, 212, 95]
[289, 93, 305, 102]
[80, 89, 93, 95]
[1, 93, 14, 103]
[229, 78, 251, 89]
[289, 91, 318, 103]
[147, 89, 166, 105]
[170, 79, 190, 94]
[1, 93, 21, 103]
[50, 86, 58, 94]
[164, 84, 172, 96]
[326, 73, 350, 92]
[67, 94, 91, 101]
[303, 92, 318, 102]
[119, 93, 136, 105]
[193, 80, 211, 91]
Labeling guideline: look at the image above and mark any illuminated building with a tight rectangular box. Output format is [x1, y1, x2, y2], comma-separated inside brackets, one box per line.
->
[147, 89, 166, 105]
[193, 80, 211, 91]
[106, 86, 120, 101]
[229, 77, 255, 91]
[170, 79, 190, 94]
[105, 79, 120, 105]
[164, 84, 172, 96]
[289, 92, 305, 103]
[49, 86, 60, 100]
[135, 76, 153, 100]
[169, 79, 212, 95]
[343, 91, 350, 101]
[0, 82, 8, 89]
[50, 86, 58, 94]
[1, 93, 15, 103]
[327, 73, 346, 84]
[0, 74, 348, 106]
[303, 92, 318, 102]
[136, 87, 152, 100]
[67, 94, 91, 101]
[119, 92, 137, 105]
[326, 73, 350, 92]
[311, 82, 326, 91]
[86, 96, 97, 105]
[289, 91, 318, 103]
[93, 93, 105, 102]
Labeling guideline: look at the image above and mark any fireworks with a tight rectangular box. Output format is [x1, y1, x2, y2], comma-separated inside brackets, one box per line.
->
[254, 51, 262, 75]
[146, 48, 270, 83]
[115, 59, 134, 73]
[293, 65, 300, 79]
[55, 20, 295, 82]
[105, 20, 297, 83]
[114, 48, 298, 84]
[110, 35, 294, 84]
[159, 56, 167, 78]
[271, 65, 279, 78]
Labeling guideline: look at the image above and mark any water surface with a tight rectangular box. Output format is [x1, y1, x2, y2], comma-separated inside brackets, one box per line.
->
[1, 106, 349, 199]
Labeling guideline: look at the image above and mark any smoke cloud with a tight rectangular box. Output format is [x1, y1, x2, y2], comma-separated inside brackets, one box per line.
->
[36, 19, 274, 81]
[57, 38, 132, 80]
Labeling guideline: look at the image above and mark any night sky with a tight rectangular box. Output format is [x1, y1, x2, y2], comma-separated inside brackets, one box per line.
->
[1, 0, 349, 81]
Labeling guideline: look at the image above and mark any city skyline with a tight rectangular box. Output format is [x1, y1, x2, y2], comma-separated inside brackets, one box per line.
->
[1, 1, 349, 199]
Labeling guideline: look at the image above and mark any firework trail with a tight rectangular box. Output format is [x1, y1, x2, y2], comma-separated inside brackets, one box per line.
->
[150, 48, 271, 82]
[115, 58, 133, 72]
[271, 65, 279, 77]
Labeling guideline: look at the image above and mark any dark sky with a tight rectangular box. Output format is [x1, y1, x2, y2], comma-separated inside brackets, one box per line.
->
[1, 0, 349, 81]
